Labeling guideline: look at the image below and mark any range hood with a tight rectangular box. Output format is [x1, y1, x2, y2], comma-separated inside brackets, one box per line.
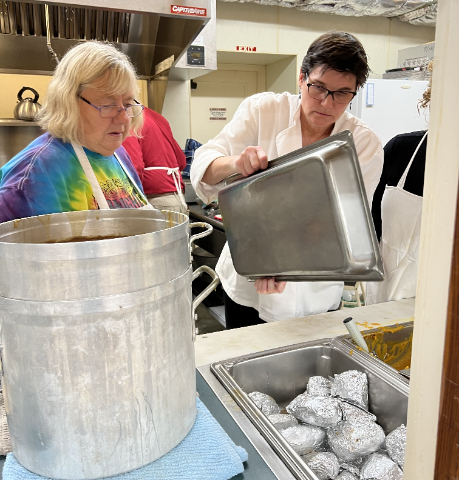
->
[0, 0, 212, 111]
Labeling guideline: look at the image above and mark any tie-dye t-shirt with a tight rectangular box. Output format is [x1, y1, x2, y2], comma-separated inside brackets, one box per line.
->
[0, 132, 147, 223]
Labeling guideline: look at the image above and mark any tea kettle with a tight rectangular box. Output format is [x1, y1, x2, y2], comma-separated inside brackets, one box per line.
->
[14, 87, 42, 121]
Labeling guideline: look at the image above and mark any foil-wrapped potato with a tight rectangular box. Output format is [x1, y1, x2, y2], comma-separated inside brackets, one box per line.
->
[287, 394, 342, 428]
[331, 370, 368, 410]
[267, 413, 298, 431]
[248, 391, 280, 416]
[360, 452, 403, 480]
[280, 424, 326, 455]
[302, 451, 340, 480]
[327, 419, 385, 461]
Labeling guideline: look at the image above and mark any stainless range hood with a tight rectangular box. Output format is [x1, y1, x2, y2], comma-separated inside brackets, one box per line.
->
[0, 0, 212, 111]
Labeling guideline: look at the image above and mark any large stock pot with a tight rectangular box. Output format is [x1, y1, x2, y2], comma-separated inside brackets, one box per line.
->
[0, 209, 212, 301]
[0, 209, 219, 479]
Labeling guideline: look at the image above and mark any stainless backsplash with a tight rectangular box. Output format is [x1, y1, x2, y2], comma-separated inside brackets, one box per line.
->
[0, 120, 43, 167]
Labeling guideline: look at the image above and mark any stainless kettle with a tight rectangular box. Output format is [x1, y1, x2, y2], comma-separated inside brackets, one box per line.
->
[14, 87, 42, 121]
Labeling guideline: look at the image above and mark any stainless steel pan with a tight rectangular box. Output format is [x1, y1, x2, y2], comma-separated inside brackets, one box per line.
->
[218, 131, 384, 282]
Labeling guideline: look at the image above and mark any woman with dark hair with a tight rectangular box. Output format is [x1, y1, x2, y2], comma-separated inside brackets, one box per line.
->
[191, 31, 383, 329]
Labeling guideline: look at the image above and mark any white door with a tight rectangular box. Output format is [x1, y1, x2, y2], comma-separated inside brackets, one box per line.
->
[190, 64, 265, 144]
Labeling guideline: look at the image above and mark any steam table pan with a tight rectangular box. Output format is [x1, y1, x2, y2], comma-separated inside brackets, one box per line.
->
[335, 321, 414, 381]
[211, 338, 409, 480]
[218, 130, 384, 282]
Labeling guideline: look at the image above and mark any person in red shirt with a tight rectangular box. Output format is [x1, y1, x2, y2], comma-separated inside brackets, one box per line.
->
[123, 107, 188, 214]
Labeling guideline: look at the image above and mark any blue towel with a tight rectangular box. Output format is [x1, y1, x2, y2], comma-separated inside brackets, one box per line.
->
[3, 398, 248, 480]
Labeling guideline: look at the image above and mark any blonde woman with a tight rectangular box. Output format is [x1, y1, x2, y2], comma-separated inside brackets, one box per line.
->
[0, 41, 150, 223]
[366, 61, 433, 305]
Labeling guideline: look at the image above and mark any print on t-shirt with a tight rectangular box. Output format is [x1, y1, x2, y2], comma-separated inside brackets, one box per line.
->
[89, 152, 146, 209]
[98, 177, 145, 209]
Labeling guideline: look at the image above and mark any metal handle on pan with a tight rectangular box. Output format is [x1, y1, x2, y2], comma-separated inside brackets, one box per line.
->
[191, 266, 220, 342]
[189, 222, 213, 262]
[189, 222, 213, 248]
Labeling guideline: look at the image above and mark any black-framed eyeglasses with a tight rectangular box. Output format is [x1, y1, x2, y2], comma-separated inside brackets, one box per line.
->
[306, 83, 356, 105]
[79, 96, 145, 118]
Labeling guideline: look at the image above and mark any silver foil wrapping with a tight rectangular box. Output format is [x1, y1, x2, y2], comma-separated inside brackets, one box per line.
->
[385, 424, 406, 469]
[287, 393, 342, 428]
[248, 391, 280, 415]
[307, 376, 332, 397]
[336, 471, 358, 480]
[327, 420, 385, 461]
[331, 370, 368, 410]
[268, 413, 298, 431]
[339, 460, 361, 476]
[281, 424, 326, 455]
[302, 451, 340, 480]
[360, 452, 403, 480]
[339, 401, 376, 424]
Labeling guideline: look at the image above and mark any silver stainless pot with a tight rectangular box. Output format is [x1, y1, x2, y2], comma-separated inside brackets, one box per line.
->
[0, 208, 219, 479]
[0, 209, 212, 301]
[0, 265, 218, 479]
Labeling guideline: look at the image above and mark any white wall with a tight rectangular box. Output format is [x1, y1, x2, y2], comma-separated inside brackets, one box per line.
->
[166, 2, 435, 142]
[161, 80, 192, 150]
[168, 1, 435, 144]
[266, 56, 297, 95]
[216, 1, 436, 77]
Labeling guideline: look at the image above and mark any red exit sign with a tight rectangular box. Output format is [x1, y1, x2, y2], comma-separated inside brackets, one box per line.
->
[236, 46, 257, 52]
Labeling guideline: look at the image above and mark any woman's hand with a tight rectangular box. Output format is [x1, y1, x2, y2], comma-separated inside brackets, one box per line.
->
[201, 146, 268, 185]
[233, 146, 268, 177]
[255, 278, 287, 295]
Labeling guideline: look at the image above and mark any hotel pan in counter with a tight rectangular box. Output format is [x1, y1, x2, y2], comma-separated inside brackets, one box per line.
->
[335, 321, 414, 382]
[211, 338, 409, 480]
[217, 131, 384, 282]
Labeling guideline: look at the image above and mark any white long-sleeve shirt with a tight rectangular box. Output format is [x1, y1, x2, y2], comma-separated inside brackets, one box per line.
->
[191, 92, 383, 322]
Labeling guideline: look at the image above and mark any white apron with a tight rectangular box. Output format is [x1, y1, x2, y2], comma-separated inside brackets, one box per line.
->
[144, 166, 187, 210]
[366, 132, 428, 305]
[72, 142, 154, 211]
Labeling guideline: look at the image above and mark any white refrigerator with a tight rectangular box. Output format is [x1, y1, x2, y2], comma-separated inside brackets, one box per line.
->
[347, 79, 429, 147]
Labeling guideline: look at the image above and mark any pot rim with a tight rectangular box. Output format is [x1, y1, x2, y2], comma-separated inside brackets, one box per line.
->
[0, 209, 189, 259]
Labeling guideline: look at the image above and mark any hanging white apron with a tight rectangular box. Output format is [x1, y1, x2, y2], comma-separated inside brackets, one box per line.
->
[144, 166, 187, 210]
[366, 131, 428, 305]
[72, 142, 154, 210]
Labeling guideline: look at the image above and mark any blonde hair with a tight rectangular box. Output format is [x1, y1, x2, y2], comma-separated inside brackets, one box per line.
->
[36, 41, 143, 144]
[418, 60, 434, 111]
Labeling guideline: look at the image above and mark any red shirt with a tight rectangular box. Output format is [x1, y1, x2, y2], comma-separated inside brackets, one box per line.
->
[123, 108, 186, 195]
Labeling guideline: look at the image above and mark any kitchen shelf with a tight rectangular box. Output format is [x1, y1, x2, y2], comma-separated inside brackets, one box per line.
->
[0, 119, 39, 126]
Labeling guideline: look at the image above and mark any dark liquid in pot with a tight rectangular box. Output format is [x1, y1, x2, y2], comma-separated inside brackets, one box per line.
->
[44, 235, 130, 243]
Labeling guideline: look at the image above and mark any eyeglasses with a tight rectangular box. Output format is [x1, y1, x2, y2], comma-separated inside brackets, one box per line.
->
[79, 96, 144, 118]
[306, 83, 356, 105]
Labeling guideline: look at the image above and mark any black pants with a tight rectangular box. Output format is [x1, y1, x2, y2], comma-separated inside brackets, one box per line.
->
[223, 290, 267, 330]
